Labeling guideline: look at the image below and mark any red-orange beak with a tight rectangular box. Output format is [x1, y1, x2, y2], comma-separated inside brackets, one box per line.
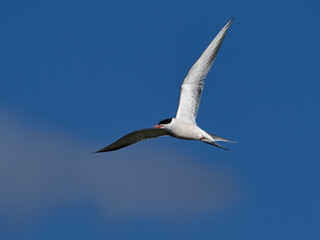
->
[153, 124, 162, 129]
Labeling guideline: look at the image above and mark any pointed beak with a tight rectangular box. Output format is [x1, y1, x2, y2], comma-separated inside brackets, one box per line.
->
[153, 124, 162, 129]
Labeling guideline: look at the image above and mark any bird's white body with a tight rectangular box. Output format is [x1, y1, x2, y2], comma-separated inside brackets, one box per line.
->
[96, 19, 235, 153]
[163, 118, 208, 140]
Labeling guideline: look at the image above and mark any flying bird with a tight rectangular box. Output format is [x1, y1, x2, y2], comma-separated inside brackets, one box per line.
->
[96, 19, 235, 153]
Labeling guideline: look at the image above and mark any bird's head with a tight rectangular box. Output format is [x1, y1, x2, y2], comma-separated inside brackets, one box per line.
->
[153, 118, 173, 129]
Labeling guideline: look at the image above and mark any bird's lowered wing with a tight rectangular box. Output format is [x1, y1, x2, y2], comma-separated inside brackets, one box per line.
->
[176, 18, 233, 123]
[96, 128, 168, 152]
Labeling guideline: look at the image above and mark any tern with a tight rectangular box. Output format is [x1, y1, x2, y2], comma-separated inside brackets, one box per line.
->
[96, 18, 235, 153]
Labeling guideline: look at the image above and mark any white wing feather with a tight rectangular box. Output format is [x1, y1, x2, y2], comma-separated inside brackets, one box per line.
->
[176, 19, 233, 123]
[96, 128, 168, 152]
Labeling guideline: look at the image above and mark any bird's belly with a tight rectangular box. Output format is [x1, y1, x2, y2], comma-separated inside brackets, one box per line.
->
[168, 124, 202, 140]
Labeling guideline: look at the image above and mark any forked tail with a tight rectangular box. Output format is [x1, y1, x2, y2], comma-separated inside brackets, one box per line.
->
[207, 132, 236, 143]
[201, 132, 236, 151]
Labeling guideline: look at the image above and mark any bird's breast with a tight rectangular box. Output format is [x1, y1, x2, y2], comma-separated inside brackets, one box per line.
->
[167, 122, 202, 140]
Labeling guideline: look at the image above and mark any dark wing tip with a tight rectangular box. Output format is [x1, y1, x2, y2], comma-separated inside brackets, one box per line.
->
[226, 18, 234, 27]
[94, 147, 114, 153]
[94, 147, 112, 153]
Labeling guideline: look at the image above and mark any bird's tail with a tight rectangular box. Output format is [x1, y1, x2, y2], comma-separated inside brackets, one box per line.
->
[201, 139, 230, 151]
[200, 132, 236, 151]
[207, 132, 236, 143]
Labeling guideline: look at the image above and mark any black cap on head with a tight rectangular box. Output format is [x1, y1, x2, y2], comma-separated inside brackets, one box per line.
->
[158, 118, 172, 125]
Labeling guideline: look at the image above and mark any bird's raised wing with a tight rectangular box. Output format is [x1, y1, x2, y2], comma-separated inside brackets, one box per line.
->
[175, 19, 233, 123]
[96, 128, 168, 152]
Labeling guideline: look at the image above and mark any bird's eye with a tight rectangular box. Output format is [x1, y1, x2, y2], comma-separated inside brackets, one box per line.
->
[159, 118, 172, 125]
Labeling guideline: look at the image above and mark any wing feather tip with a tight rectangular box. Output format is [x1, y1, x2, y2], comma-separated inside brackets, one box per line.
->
[224, 18, 234, 29]
[95, 147, 111, 153]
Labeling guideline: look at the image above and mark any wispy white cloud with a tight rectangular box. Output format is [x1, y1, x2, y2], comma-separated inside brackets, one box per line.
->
[0, 110, 238, 221]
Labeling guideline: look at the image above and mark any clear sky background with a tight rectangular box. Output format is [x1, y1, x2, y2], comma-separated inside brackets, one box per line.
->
[0, 0, 319, 239]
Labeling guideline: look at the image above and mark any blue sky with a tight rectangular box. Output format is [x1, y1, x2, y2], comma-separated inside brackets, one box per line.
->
[0, 0, 319, 239]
